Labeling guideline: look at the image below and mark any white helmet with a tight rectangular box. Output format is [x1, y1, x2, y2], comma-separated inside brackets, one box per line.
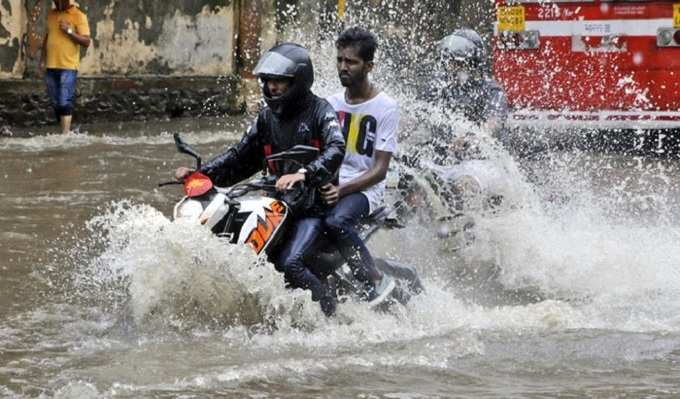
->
[438, 29, 485, 66]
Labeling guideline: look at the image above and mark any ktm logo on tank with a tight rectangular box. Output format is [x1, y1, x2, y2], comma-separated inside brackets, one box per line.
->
[336, 111, 377, 156]
[246, 201, 286, 254]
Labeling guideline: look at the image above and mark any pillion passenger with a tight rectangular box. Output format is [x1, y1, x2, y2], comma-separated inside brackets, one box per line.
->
[175, 43, 346, 317]
[322, 27, 400, 306]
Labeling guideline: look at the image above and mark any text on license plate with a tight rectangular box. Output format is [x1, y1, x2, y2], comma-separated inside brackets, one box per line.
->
[498, 6, 525, 32]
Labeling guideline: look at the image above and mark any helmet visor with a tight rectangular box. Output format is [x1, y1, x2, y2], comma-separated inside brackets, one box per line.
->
[438, 35, 477, 61]
[254, 51, 297, 79]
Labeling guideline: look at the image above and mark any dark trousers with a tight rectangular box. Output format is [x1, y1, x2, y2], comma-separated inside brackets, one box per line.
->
[275, 217, 328, 301]
[324, 193, 380, 286]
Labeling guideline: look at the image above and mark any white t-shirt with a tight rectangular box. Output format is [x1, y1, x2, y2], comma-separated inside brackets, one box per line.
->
[327, 91, 400, 213]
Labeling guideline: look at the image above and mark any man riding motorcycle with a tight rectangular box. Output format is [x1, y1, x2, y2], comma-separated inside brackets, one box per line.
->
[396, 29, 513, 244]
[425, 28, 508, 143]
[175, 43, 345, 317]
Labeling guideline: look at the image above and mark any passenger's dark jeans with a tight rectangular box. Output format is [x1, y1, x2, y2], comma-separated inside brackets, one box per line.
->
[324, 192, 380, 286]
[275, 217, 328, 301]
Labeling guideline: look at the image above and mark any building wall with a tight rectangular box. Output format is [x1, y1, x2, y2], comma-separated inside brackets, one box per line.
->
[79, 1, 236, 76]
[0, 0, 263, 127]
[0, 0, 25, 78]
[4, 0, 238, 78]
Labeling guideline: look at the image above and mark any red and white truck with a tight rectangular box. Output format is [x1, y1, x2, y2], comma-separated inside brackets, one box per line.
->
[493, 0, 680, 135]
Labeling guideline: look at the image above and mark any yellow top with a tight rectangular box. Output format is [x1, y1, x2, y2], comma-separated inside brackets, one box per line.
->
[46, 7, 90, 70]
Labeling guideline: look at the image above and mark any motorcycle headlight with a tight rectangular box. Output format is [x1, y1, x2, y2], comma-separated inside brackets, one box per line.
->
[175, 199, 204, 220]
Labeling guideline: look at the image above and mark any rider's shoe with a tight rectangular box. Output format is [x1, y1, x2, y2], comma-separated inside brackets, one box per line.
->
[367, 275, 396, 307]
[319, 295, 337, 317]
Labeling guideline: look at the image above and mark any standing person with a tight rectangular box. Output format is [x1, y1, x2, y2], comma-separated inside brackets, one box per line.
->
[322, 27, 399, 306]
[41, 0, 91, 135]
[175, 43, 345, 317]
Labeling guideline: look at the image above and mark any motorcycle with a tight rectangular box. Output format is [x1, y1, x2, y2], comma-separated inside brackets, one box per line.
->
[160, 134, 423, 310]
[391, 131, 517, 253]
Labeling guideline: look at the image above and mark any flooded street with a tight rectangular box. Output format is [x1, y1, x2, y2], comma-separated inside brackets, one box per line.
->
[2, 118, 680, 398]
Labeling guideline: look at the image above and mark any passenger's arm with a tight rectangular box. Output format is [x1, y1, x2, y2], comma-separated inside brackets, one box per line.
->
[322, 150, 392, 205]
[337, 150, 392, 197]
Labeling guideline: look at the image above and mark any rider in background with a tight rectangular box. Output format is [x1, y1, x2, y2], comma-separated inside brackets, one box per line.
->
[175, 43, 345, 317]
[425, 28, 508, 146]
[399, 29, 511, 220]
[322, 27, 399, 305]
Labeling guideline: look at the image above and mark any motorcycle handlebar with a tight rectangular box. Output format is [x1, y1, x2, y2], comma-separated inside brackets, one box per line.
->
[158, 180, 183, 187]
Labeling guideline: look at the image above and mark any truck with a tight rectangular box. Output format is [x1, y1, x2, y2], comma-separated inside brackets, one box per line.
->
[493, 0, 680, 153]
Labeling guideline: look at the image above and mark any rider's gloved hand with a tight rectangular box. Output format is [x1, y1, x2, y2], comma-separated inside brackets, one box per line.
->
[275, 172, 305, 192]
[174, 166, 194, 181]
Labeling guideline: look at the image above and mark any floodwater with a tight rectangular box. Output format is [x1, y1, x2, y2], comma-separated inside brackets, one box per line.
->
[2, 116, 680, 398]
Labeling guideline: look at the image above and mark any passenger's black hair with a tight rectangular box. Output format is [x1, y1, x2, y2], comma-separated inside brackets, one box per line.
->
[335, 27, 378, 62]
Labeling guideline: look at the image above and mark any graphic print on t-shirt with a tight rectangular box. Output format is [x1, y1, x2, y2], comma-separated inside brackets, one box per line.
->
[336, 111, 377, 156]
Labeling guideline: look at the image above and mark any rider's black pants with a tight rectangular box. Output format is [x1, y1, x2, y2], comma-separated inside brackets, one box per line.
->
[324, 193, 380, 286]
[275, 217, 328, 301]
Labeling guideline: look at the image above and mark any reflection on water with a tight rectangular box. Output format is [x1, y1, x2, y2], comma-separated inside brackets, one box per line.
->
[2, 115, 680, 397]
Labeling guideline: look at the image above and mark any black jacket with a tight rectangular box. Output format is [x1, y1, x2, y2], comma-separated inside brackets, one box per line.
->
[424, 77, 508, 125]
[200, 92, 346, 190]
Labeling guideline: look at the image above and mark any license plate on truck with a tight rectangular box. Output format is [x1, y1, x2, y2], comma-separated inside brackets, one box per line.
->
[497, 6, 525, 32]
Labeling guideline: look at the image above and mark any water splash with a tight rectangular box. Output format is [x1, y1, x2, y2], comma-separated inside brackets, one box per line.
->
[36, 0, 680, 344]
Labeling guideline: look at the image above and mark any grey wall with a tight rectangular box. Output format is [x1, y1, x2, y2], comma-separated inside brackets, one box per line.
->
[0, 0, 25, 78]
[1, 0, 239, 78]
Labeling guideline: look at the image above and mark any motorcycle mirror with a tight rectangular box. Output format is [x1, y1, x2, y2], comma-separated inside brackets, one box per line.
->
[174, 133, 202, 170]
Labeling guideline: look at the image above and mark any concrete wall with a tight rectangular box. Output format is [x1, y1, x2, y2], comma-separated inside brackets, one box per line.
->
[0, 0, 269, 127]
[80, 1, 236, 76]
[0, 0, 26, 78]
[5, 0, 238, 78]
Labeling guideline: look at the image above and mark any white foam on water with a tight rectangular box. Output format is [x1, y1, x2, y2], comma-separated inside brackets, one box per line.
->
[62, 196, 601, 359]
[77, 201, 289, 329]
[0, 386, 16, 398]
[49, 381, 100, 399]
